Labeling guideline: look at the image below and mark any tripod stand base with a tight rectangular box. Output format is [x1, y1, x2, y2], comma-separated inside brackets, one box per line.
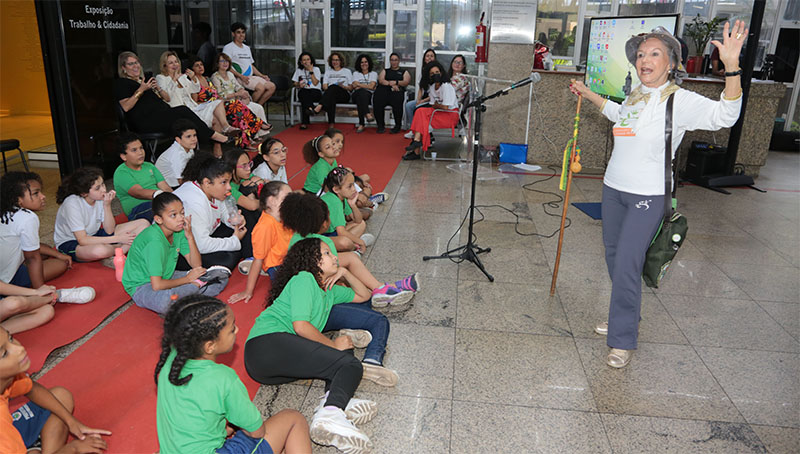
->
[423, 243, 494, 282]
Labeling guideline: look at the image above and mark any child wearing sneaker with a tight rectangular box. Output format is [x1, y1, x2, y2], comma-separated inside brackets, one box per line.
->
[301, 134, 337, 195]
[122, 193, 228, 315]
[228, 181, 293, 304]
[1, 326, 110, 453]
[251, 138, 288, 184]
[155, 119, 197, 189]
[156, 294, 310, 454]
[54, 167, 149, 263]
[244, 238, 398, 453]
[113, 133, 173, 222]
[282, 192, 418, 308]
[320, 167, 372, 253]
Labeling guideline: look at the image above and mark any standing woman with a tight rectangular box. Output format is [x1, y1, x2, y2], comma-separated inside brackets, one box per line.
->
[373, 52, 411, 134]
[292, 52, 323, 130]
[350, 54, 378, 133]
[113, 52, 231, 146]
[211, 52, 273, 133]
[402, 60, 459, 160]
[403, 48, 437, 134]
[569, 23, 745, 368]
[311, 52, 352, 127]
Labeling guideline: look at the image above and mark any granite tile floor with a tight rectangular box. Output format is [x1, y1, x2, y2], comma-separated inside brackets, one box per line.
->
[20, 146, 800, 453]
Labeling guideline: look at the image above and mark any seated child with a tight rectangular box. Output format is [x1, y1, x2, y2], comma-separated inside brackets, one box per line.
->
[244, 238, 396, 454]
[325, 128, 386, 214]
[155, 119, 197, 189]
[281, 192, 418, 308]
[320, 167, 374, 253]
[301, 134, 336, 195]
[122, 193, 228, 315]
[155, 294, 310, 454]
[230, 182, 292, 302]
[173, 153, 248, 271]
[1, 326, 110, 453]
[224, 149, 263, 253]
[0, 172, 96, 304]
[114, 133, 173, 222]
[54, 167, 149, 263]
[251, 138, 288, 184]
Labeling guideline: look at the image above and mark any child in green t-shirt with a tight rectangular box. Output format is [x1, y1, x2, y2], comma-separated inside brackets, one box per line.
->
[320, 166, 375, 253]
[122, 193, 228, 315]
[301, 134, 337, 194]
[113, 133, 173, 222]
[156, 294, 310, 454]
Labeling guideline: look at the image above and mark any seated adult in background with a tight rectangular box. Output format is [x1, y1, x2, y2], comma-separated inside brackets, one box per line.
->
[310, 52, 352, 127]
[114, 133, 173, 222]
[222, 22, 276, 106]
[350, 54, 378, 133]
[402, 61, 459, 160]
[292, 52, 323, 130]
[211, 52, 272, 132]
[373, 52, 411, 134]
[403, 48, 437, 134]
[114, 51, 231, 147]
[449, 54, 470, 124]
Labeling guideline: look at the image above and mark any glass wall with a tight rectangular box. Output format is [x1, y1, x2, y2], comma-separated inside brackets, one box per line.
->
[618, 0, 678, 16]
[535, 0, 580, 58]
[423, 0, 482, 52]
[331, 1, 386, 49]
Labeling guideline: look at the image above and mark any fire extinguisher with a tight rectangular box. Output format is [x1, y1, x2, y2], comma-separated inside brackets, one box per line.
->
[475, 12, 488, 63]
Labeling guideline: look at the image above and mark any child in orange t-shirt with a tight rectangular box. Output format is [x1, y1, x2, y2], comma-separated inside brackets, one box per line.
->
[1, 327, 110, 453]
[229, 181, 293, 304]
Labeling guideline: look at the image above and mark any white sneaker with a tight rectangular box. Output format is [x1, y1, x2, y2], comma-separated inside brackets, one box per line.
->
[360, 233, 375, 247]
[310, 406, 373, 453]
[57, 287, 96, 304]
[237, 258, 254, 275]
[315, 394, 378, 426]
[338, 329, 372, 348]
[403, 131, 414, 139]
[361, 362, 399, 387]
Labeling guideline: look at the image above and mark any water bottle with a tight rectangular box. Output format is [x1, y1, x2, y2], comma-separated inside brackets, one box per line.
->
[114, 247, 126, 282]
[223, 195, 242, 227]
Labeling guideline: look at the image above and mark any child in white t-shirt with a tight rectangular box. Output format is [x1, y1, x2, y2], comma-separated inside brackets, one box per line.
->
[156, 119, 197, 188]
[251, 138, 288, 184]
[54, 167, 149, 262]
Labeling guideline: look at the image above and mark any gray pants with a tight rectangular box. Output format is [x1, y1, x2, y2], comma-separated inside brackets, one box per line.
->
[131, 270, 227, 315]
[602, 184, 665, 350]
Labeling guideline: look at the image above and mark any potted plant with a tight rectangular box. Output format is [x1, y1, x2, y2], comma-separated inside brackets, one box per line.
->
[684, 14, 724, 74]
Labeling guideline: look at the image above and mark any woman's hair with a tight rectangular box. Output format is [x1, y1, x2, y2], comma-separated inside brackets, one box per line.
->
[423, 48, 437, 63]
[118, 132, 142, 156]
[297, 51, 314, 69]
[56, 167, 104, 204]
[0, 171, 42, 224]
[258, 180, 288, 211]
[322, 165, 351, 194]
[182, 152, 233, 183]
[327, 51, 346, 69]
[301, 135, 330, 165]
[420, 60, 450, 90]
[251, 138, 284, 169]
[152, 192, 182, 216]
[222, 148, 249, 183]
[216, 52, 232, 72]
[280, 192, 328, 236]
[354, 53, 373, 73]
[159, 50, 179, 75]
[266, 238, 323, 307]
[117, 51, 139, 78]
[188, 55, 204, 71]
[448, 54, 468, 77]
[154, 294, 229, 386]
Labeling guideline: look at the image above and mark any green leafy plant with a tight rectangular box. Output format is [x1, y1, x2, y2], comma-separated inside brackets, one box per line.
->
[684, 14, 725, 57]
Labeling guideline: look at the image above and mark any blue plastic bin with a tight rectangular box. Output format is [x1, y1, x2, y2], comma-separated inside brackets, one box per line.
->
[499, 143, 528, 164]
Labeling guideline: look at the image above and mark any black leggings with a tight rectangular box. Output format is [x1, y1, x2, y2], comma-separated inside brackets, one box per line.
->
[372, 86, 404, 129]
[245, 332, 363, 409]
[351, 89, 373, 125]
[319, 85, 350, 124]
[176, 224, 245, 272]
[132, 106, 216, 143]
[297, 89, 322, 125]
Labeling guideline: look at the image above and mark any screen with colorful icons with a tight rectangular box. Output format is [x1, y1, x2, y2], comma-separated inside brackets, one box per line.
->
[585, 15, 679, 101]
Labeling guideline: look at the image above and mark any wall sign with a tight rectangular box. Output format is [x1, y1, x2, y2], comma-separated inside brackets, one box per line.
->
[490, 0, 538, 45]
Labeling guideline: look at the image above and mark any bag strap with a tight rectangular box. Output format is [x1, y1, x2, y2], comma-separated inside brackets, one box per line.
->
[664, 93, 676, 223]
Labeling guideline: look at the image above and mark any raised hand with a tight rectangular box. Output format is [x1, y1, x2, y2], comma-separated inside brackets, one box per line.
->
[711, 20, 748, 70]
[183, 215, 193, 238]
[102, 190, 116, 205]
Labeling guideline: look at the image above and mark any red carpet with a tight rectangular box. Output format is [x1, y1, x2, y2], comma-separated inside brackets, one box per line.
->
[15, 261, 131, 374]
[276, 123, 407, 192]
[30, 272, 270, 452]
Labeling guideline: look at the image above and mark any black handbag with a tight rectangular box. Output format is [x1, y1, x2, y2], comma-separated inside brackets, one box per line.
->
[643, 93, 688, 288]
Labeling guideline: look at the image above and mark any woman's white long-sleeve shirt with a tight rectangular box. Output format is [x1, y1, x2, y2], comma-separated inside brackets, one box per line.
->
[601, 82, 742, 196]
[155, 74, 201, 108]
[173, 181, 240, 254]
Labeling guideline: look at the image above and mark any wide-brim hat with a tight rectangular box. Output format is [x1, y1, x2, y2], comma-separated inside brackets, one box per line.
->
[625, 26, 688, 84]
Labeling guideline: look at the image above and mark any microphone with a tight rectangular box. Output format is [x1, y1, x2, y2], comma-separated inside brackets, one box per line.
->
[504, 72, 542, 93]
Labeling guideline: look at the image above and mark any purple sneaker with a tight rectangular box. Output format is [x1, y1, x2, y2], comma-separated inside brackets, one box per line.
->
[371, 284, 413, 308]
[394, 273, 420, 292]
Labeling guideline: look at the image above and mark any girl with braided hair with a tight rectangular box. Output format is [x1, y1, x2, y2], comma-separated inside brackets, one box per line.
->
[301, 134, 337, 194]
[155, 294, 310, 453]
[320, 166, 372, 253]
[245, 238, 398, 454]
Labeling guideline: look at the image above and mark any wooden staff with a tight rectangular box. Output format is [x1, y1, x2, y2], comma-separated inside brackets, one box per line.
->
[550, 95, 582, 296]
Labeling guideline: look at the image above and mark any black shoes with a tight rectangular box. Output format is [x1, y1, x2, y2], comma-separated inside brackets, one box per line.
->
[405, 140, 421, 151]
[402, 151, 421, 160]
[390, 126, 401, 134]
[376, 126, 386, 134]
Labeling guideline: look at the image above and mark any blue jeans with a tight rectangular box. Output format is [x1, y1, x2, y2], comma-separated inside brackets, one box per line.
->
[323, 301, 389, 364]
[128, 201, 154, 222]
[131, 270, 227, 315]
[403, 99, 417, 129]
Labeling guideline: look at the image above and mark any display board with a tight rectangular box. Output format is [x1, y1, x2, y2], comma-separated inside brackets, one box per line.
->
[584, 15, 678, 101]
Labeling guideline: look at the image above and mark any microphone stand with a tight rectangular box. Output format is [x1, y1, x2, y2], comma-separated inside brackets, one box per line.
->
[423, 76, 538, 282]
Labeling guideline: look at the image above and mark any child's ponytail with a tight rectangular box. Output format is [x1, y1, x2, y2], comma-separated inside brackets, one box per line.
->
[301, 135, 324, 165]
[56, 167, 104, 204]
[252, 138, 283, 169]
[154, 294, 228, 386]
[321, 165, 351, 194]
